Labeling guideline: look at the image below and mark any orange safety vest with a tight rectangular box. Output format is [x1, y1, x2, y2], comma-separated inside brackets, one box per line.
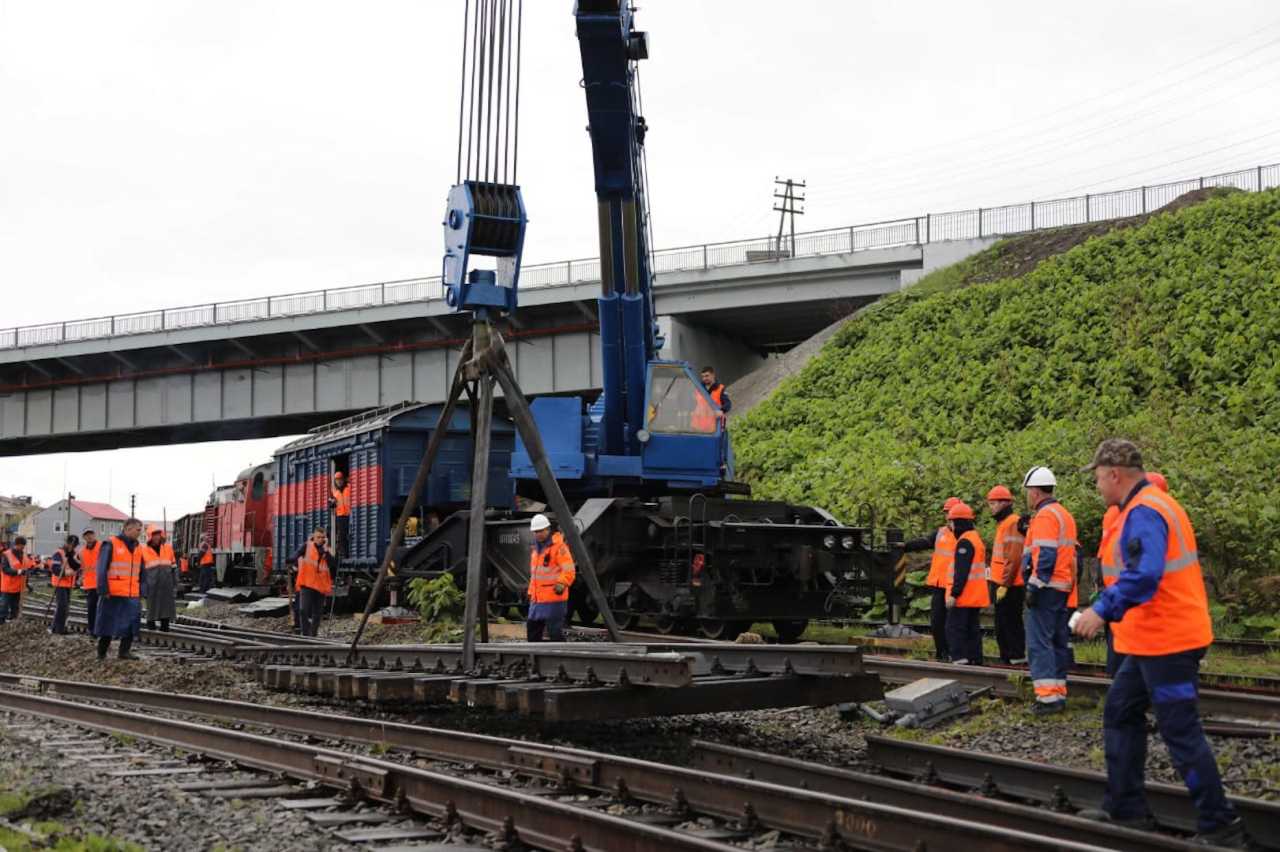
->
[948, 530, 990, 607]
[925, 526, 955, 588]
[199, 547, 215, 567]
[105, 537, 144, 599]
[50, 553, 77, 589]
[989, 512, 1025, 588]
[141, 541, 176, 569]
[689, 394, 719, 434]
[78, 541, 103, 590]
[528, 532, 575, 604]
[1109, 486, 1212, 656]
[1097, 505, 1122, 589]
[1024, 500, 1079, 607]
[295, 542, 333, 595]
[179, 556, 190, 575]
[1, 550, 34, 594]
[331, 485, 351, 517]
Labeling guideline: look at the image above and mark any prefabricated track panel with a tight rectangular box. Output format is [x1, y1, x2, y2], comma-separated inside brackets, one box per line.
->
[273, 402, 515, 573]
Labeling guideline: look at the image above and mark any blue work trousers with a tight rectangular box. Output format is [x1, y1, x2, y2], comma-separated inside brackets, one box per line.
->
[527, 600, 567, 642]
[945, 606, 982, 665]
[1025, 588, 1072, 703]
[1103, 648, 1236, 834]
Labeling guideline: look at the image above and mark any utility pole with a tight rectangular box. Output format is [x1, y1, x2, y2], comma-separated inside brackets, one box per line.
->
[130, 494, 136, 519]
[65, 493, 74, 540]
[773, 177, 806, 257]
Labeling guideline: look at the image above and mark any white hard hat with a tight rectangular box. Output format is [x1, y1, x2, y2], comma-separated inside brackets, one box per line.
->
[529, 513, 551, 532]
[1023, 466, 1057, 488]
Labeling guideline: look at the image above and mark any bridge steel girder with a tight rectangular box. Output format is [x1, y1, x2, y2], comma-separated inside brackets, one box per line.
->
[0, 245, 922, 456]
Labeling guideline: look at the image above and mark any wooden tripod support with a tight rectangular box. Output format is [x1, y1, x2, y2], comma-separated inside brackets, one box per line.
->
[348, 319, 622, 667]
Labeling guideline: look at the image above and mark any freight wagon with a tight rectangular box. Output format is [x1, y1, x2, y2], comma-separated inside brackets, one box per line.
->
[272, 401, 516, 590]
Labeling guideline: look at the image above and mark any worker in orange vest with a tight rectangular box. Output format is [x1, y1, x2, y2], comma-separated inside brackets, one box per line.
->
[290, 527, 334, 637]
[526, 514, 575, 642]
[903, 497, 960, 661]
[986, 485, 1027, 665]
[48, 534, 81, 635]
[1021, 465, 1078, 715]
[944, 501, 989, 665]
[0, 536, 35, 625]
[1074, 440, 1246, 847]
[699, 366, 732, 417]
[78, 529, 103, 634]
[140, 524, 178, 632]
[197, 534, 216, 593]
[329, 471, 351, 561]
[92, 518, 147, 661]
[1095, 471, 1168, 677]
[0, 535, 35, 625]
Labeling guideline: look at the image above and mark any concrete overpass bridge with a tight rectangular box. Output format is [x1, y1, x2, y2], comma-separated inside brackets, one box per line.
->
[0, 235, 975, 455]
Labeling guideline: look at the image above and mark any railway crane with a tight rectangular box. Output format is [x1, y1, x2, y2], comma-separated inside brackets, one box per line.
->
[397, 0, 907, 641]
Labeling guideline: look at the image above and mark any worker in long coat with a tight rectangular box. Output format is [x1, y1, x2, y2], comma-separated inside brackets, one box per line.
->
[141, 524, 177, 631]
[93, 518, 147, 661]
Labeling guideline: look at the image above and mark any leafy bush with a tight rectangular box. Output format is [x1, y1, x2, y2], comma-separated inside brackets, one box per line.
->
[735, 188, 1280, 599]
[406, 573, 465, 623]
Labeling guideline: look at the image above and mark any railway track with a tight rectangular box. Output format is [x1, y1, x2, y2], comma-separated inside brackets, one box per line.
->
[0, 673, 1227, 851]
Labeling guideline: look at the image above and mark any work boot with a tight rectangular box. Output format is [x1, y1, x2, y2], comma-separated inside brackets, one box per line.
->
[1031, 700, 1065, 716]
[1192, 817, 1250, 848]
[1076, 808, 1156, 831]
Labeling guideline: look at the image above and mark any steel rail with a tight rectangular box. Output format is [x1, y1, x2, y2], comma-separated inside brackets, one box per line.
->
[864, 734, 1280, 850]
[863, 655, 1280, 723]
[0, 675, 1129, 852]
[0, 687, 733, 852]
[687, 740, 1198, 852]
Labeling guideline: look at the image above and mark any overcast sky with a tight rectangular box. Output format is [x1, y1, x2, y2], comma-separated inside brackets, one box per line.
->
[1, 0, 1277, 520]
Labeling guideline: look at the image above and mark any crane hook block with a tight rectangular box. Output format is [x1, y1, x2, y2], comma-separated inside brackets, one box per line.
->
[442, 180, 527, 315]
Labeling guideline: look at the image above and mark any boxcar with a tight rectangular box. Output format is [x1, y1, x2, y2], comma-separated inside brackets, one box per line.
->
[273, 401, 515, 589]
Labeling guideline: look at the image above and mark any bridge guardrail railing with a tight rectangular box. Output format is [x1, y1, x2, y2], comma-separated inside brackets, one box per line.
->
[4, 161, 1277, 351]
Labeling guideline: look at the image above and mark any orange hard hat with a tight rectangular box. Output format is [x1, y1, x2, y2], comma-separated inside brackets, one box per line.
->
[947, 501, 975, 521]
[146, 523, 162, 537]
[1147, 471, 1168, 492]
[943, 497, 961, 511]
[986, 485, 1014, 502]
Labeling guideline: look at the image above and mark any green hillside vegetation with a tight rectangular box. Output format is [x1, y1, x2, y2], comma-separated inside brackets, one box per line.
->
[735, 187, 1280, 610]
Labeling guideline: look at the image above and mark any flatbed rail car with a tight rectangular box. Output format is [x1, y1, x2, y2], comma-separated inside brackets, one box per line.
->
[272, 400, 516, 597]
[399, 496, 908, 642]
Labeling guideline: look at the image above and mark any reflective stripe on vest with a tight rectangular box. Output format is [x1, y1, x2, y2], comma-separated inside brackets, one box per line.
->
[946, 530, 990, 608]
[296, 541, 333, 595]
[78, 542, 103, 590]
[1109, 486, 1212, 656]
[1026, 502, 1078, 594]
[1, 551, 34, 594]
[106, 537, 143, 598]
[142, 542, 176, 568]
[925, 526, 955, 588]
[528, 533, 574, 604]
[50, 555, 76, 588]
[989, 513, 1025, 587]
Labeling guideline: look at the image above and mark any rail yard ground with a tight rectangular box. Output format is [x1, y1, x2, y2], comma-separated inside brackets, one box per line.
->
[5, 597, 1280, 850]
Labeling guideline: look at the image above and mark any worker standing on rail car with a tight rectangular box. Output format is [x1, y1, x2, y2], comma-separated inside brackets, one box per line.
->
[526, 514, 575, 642]
[0, 536, 35, 625]
[291, 527, 334, 638]
[986, 485, 1027, 665]
[329, 471, 351, 563]
[944, 501, 988, 665]
[1021, 466, 1078, 715]
[93, 518, 146, 661]
[48, 535, 80, 635]
[197, 534, 216, 593]
[902, 498, 961, 661]
[78, 529, 103, 634]
[1073, 441, 1247, 847]
[141, 524, 178, 633]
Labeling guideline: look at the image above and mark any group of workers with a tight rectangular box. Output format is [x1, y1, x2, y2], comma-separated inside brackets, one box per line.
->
[910, 439, 1244, 846]
[0, 518, 190, 661]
